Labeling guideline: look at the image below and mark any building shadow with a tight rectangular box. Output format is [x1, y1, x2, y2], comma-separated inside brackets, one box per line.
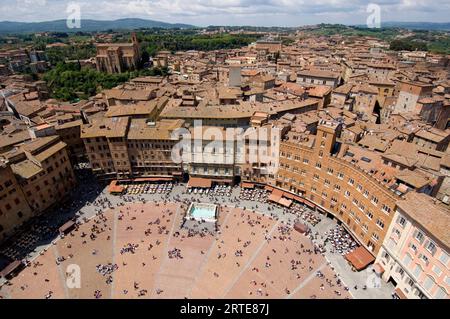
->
[0, 168, 105, 269]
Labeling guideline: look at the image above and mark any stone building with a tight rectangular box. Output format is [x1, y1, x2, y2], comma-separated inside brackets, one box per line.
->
[95, 33, 140, 74]
[81, 117, 185, 180]
[376, 192, 449, 299]
[0, 135, 76, 243]
[0, 159, 32, 242]
[273, 121, 401, 256]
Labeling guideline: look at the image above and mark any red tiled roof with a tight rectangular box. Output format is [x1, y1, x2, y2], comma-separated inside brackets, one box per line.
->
[345, 246, 375, 271]
[188, 177, 212, 188]
[241, 182, 255, 189]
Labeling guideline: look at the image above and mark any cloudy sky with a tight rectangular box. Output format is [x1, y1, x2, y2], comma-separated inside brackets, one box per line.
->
[1, 0, 449, 26]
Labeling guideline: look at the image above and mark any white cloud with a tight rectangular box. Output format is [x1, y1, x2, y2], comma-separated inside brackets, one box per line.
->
[0, 0, 448, 26]
[17, 0, 47, 5]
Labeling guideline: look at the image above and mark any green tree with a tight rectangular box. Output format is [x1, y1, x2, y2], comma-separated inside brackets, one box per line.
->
[43, 62, 169, 101]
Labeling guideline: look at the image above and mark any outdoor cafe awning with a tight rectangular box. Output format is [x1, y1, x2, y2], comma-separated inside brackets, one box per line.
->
[59, 220, 76, 235]
[303, 198, 316, 209]
[293, 195, 304, 204]
[268, 192, 282, 203]
[279, 197, 293, 208]
[241, 182, 255, 189]
[268, 188, 293, 207]
[188, 177, 212, 188]
[134, 177, 173, 182]
[344, 246, 375, 271]
[272, 188, 284, 197]
[108, 180, 125, 194]
[216, 179, 233, 184]
[283, 192, 296, 200]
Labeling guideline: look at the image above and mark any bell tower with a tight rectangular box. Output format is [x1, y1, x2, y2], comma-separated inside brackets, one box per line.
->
[315, 120, 340, 156]
[131, 32, 140, 68]
[131, 32, 138, 46]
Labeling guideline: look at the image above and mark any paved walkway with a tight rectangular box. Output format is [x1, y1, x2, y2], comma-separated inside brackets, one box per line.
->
[221, 220, 281, 297]
[287, 262, 327, 299]
[1, 180, 393, 298]
[312, 217, 393, 299]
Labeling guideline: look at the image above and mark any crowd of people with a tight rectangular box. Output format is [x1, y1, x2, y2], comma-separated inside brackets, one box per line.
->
[239, 188, 269, 203]
[290, 203, 322, 226]
[315, 269, 347, 297]
[168, 248, 183, 260]
[181, 217, 217, 237]
[120, 243, 138, 255]
[0, 176, 363, 299]
[125, 182, 174, 195]
[96, 263, 118, 277]
[187, 184, 232, 197]
[325, 225, 358, 255]
[238, 217, 349, 298]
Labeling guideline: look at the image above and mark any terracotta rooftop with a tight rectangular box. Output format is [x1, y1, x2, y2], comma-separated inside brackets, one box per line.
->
[11, 159, 42, 179]
[34, 141, 67, 162]
[333, 83, 354, 95]
[104, 100, 160, 118]
[130, 76, 164, 84]
[396, 192, 450, 249]
[127, 119, 185, 140]
[307, 85, 331, 97]
[81, 117, 130, 139]
[395, 170, 432, 189]
[160, 98, 318, 120]
[297, 69, 340, 79]
[55, 119, 83, 130]
[103, 87, 155, 101]
[415, 128, 448, 143]
[357, 134, 390, 152]
[0, 130, 31, 150]
[21, 135, 59, 155]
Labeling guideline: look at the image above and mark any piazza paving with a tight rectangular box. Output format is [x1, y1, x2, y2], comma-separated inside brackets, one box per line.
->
[0, 199, 351, 299]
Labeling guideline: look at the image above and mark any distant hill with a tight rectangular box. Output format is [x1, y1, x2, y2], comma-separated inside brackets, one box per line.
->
[0, 18, 195, 34]
[380, 22, 450, 31]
